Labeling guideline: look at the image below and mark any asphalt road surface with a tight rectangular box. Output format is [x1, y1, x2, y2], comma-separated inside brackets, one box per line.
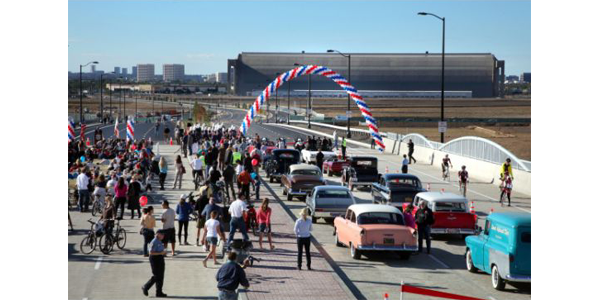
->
[69, 107, 531, 300]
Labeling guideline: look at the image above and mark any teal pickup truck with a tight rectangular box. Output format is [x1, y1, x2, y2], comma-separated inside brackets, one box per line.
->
[465, 212, 531, 290]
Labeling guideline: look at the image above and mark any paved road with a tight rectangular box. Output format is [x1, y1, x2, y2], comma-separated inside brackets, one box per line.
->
[226, 107, 531, 300]
[69, 107, 531, 300]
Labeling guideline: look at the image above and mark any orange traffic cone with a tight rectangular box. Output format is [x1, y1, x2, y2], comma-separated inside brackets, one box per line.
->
[470, 201, 475, 214]
[441, 188, 445, 193]
[489, 208, 494, 215]
[383, 293, 389, 300]
[86, 138, 90, 146]
[170, 137, 173, 145]
[385, 166, 389, 173]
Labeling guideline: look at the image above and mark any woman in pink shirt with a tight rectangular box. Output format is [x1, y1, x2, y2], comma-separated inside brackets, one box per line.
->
[403, 204, 416, 229]
[114, 177, 128, 220]
[257, 198, 274, 250]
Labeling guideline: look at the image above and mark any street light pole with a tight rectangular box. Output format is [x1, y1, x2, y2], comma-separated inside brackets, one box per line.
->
[109, 81, 112, 120]
[327, 49, 353, 138]
[100, 73, 104, 123]
[419, 12, 446, 143]
[275, 73, 280, 124]
[79, 61, 98, 125]
[308, 73, 312, 129]
[287, 80, 291, 125]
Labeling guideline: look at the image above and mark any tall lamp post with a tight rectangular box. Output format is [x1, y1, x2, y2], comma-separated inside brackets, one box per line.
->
[79, 61, 98, 124]
[287, 80, 291, 125]
[275, 72, 281, 123]
[327, 49, 352, 138]
[418, 11, 446, 143]
[100, 73, 105, 123]
[294, 63, 311, 129]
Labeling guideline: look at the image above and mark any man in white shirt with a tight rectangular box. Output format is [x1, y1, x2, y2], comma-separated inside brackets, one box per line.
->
[190, 154, 204, 189]
[227, 194, 249, 246]
[76, 169, 90, 212]
[161, 200, 177, 256]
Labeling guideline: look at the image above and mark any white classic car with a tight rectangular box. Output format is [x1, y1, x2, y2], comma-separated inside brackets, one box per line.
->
[301, 149, 338, 164]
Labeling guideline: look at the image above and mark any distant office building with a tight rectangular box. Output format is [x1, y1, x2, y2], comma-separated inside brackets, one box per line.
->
[205, 74, 217, 83]
[520, 72, 531, 83]
[91, 65, 96, 73]
[114, 67, 121, 75]
[137, 64, 155, 82]
[132, 66, 137, 78]
[122, 68, 128, 76]
[163, 64, 185, 82]
[215, 72, 228, 83]
[228, 52, 506, 97]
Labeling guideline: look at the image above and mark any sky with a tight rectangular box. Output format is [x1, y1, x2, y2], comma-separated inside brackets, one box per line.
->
[68, 0, 531, 75]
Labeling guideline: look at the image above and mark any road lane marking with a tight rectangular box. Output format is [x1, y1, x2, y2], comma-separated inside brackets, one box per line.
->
[429, 254, 450, 269]
[489, 297, 498, 300]
[94, 256, 103, 270]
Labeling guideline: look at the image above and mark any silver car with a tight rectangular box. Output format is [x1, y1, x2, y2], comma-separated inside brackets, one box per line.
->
[307, 186, 356, 223]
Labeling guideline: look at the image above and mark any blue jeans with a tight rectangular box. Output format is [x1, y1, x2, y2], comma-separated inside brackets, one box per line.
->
[78, 190, 90, 212]
[218, 290, 238, 300]
[228, 217, 249, 245]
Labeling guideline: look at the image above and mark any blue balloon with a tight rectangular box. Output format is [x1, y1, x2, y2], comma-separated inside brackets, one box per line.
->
[251, 172, 257, 179]
[80, 156, 86, 162]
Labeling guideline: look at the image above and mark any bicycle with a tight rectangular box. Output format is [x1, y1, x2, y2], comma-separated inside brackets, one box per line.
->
[459, 180, 468, 197]
[80, 219, 102, 254]
[91, 194, 105, 217]
[442, 164, 450, 181]
[499, 179, 513, 207]
[98, 219, 128, 254]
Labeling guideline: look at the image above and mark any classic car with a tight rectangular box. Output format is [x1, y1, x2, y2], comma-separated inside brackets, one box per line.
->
[307, 186, 356, 223]
[322, 158, 350, 177]
[334, 204, 418, 260]
[301, 149, 338, 164]
[371, 174, 427, 209]
[341, 156, 379, 191]
[264, 149, 301, 183]
[465, 213, 531, 291]
[281, 164, 326, 201]
[408, 192, 478, 237]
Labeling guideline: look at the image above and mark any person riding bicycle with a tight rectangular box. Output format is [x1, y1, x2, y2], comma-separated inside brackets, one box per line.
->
[441, 154, 453, 178]
[500, 158, 514, 181]
[458, 166, 469, 196]
[190, 154, 204, 189]
[500, 171, 513, 206]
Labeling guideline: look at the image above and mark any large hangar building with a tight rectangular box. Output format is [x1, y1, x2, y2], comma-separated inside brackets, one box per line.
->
[227, 52, 505, 98]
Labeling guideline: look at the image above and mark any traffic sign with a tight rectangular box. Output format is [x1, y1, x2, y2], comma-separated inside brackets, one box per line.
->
[438, 121, 447, 133]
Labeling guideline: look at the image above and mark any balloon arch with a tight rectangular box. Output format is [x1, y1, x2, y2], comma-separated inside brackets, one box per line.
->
[240, 65, 385, 152]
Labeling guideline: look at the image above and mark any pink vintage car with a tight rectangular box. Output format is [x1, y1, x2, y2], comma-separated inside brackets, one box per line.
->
[333, 204, 418, 260]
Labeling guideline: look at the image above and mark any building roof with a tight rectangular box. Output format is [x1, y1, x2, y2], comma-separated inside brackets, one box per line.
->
[488, 213, 531, 227]
[416, 192, 467, 203]
[348, 204, 401, 216]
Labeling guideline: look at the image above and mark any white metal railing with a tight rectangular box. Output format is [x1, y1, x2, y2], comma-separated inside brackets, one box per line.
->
[287, 120, 387, 138]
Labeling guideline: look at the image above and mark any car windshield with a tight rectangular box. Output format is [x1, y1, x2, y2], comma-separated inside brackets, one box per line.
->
[292, 169, 320, 176]
[387, 178, 421, 188]
[357, 212, 404, 225]
[316, 190, 351, 199]
[434, 202, 466, 212]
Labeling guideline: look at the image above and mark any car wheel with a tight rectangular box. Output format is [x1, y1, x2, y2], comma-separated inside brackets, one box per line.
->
[466, 249, 477, 273]
[398, 252, 411, 260]
[491, 265, 506, 290]
[287, 194, 293, 201]
[350, 243, 361, 260]
[335, 230, 344, 247]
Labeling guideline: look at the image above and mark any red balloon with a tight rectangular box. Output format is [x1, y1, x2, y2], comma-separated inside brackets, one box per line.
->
[251, 159, 258, 166]
[139, 195, 148, 207]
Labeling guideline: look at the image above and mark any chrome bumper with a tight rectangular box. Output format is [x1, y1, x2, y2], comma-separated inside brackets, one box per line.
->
[430, 228, 476, 235]
[313, 211, 343, 218]
[505, 274, 531, 282]
[288, 190, 311, 196]
[357, 244, 418, 252]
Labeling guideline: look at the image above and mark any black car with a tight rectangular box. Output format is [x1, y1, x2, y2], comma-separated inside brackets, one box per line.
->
[371, 173, 427, 209]
[265, 149, 300, 183]
[341, 156, 378, 191]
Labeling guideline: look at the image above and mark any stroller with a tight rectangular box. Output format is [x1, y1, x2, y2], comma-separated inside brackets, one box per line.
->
[225, 239, 260, 267]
